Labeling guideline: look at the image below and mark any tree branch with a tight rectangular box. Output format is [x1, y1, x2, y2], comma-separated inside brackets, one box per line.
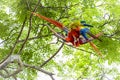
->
[24, 63, 54, 76]
[0, 55, 23, 78]
[108, 30, 120, 37]
[98, 20, 114, 28]
[103, 30, 120, 40]
[17, 34, 54, 43]
[0, 17, 27, 64]
[40, 42, 64, 67]
[0, 28, 17, 45]
[59, 40, 95, 54]
[17, 0, 41, 55]
[0, 55, 20, 69]
[2, 69, 17, 80]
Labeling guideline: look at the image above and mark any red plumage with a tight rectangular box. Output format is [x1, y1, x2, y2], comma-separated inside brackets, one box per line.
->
[32, 12, 64, 29]
[65, 28, 83, 47]
[32, 12, 102, 57]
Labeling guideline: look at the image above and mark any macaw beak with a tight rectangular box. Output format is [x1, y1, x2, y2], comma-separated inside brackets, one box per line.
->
[82, 23, 93, 27]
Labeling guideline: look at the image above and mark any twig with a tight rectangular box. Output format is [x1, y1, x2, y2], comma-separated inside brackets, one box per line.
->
[40, 42, 64, 67]
[17, 34, 54, 43]
[109, 30, 120, 37]
[103, 30, 120, 40]
[0, 28, 17, 45]
[98, 20, 113, 27]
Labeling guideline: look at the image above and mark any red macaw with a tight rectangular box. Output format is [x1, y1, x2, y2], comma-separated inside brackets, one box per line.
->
[32, 12, 102, 56]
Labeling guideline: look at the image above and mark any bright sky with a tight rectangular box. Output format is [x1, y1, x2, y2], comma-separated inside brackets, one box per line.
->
[37, 72, 62, 80]
[0, 39, 3, 48]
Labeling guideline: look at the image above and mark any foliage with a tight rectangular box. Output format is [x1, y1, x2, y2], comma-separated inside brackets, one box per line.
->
[0, 0, 120, 80]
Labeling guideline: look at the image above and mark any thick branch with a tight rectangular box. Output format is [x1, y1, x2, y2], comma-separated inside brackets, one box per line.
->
[50, 75, 55, 80]
[24, 63, 55, 80]
[0, 55, 21, 70]
[0, 69, 18, 80]
[0, 55, 23, 78]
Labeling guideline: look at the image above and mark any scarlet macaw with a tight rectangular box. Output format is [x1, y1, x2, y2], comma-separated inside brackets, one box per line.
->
[32, 12, 102, 56]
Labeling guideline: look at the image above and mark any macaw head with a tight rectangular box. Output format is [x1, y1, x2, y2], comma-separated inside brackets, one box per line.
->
[80, 20, 86, 25]
[69, 21, 82, 30]
[80, 21, 86, 24]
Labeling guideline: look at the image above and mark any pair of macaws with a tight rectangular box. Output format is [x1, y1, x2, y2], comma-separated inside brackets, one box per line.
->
[32, 12, 102, 56]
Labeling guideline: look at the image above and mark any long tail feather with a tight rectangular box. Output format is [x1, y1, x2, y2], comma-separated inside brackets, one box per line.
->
[89, 42, 102, 56]
[32, 12, 64, 29]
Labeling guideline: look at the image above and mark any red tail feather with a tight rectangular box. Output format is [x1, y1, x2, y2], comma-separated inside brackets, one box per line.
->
[32, 12, 64, 29]
[89, 42, 102, 56]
